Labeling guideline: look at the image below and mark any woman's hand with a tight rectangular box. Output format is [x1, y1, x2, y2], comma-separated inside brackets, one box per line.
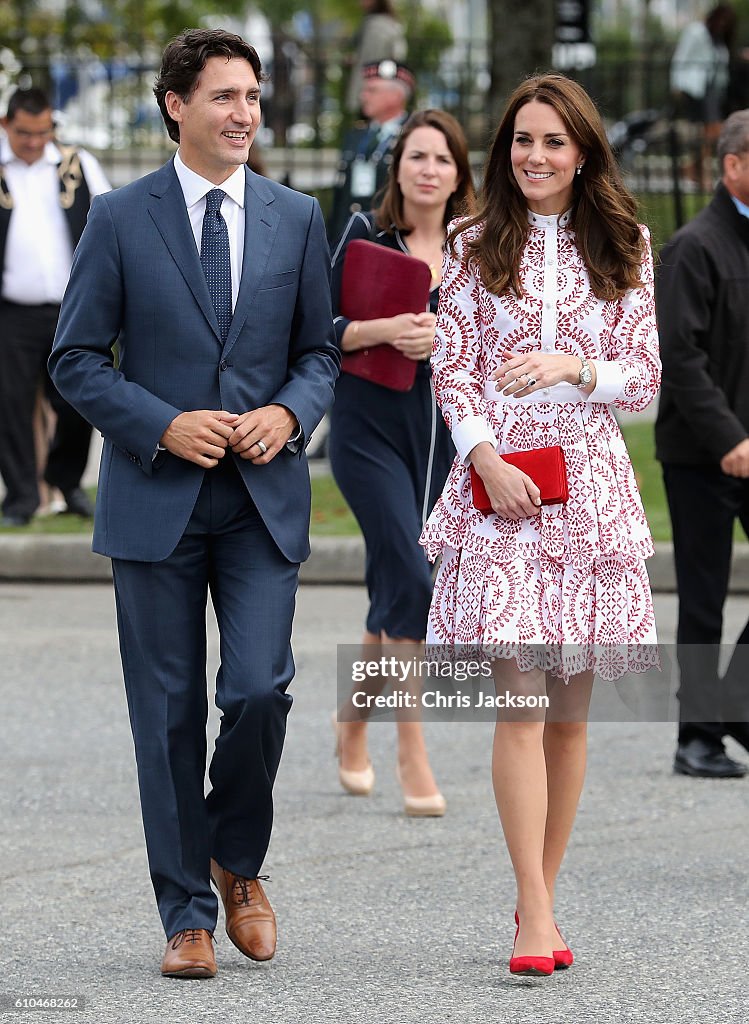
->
[469, 442, 541, 520]
[492, 349, 595, 396]
[390, 312, 437, 361]
[342, 312, 436, 359]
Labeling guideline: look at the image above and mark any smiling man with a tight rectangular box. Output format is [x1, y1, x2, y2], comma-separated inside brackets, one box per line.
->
[49, 29, 339, 978]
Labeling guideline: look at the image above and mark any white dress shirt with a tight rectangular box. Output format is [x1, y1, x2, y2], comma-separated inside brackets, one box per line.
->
[173, 151, 245, 310]
[0, 138, 110, 305]
[170, 153, 302, 452]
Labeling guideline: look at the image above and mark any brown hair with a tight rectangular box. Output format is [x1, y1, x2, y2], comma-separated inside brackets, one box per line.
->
[374, 109, 476, 233]
[451, 73, 645, 302]
[154, 28, 265, 144]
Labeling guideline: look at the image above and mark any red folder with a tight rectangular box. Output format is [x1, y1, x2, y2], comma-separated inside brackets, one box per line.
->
[470, 446, 569, 511]
[340, 239, 432, 392]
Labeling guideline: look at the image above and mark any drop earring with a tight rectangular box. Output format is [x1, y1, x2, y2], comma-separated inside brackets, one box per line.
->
[576, 165, 583, 175]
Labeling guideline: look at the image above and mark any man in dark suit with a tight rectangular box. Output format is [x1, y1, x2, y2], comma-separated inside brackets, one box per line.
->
[327, 59, 413, 244]
[656, 109, 749, 780]
[49, 28, 339, 977]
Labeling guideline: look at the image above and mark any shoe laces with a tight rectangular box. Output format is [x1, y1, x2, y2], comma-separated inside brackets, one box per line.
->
[230, 874, 270, 906]
[171, 928, 208, 948]
[231, 872, 272, 905]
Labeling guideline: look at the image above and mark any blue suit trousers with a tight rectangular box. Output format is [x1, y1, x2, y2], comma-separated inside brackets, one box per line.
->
[111, 456, 299, 939]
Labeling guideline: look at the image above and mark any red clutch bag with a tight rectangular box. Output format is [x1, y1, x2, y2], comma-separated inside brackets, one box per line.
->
[470, 446, 569, 512]
[340, 239, 432, 392]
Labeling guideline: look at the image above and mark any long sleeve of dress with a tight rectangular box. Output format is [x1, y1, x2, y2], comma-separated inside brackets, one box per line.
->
[591, 227, 662, 411]
[431, 224, 498, 464]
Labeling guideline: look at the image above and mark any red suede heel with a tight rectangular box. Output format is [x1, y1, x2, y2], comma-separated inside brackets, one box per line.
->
[509, 915, 555, 977]
[553, 939, 574, 969]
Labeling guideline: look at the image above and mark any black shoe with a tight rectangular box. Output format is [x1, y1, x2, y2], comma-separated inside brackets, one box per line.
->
[1, 514, 31, 527]
[674, 738, 747, 778]
[724, 722, 749, 755]
[61, 487, 94, 518]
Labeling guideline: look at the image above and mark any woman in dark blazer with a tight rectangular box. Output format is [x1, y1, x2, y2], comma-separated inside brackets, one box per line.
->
[330, 110, 475, 815]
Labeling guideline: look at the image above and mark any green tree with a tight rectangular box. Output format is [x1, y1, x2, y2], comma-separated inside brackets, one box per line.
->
[486, 0, 554, 117]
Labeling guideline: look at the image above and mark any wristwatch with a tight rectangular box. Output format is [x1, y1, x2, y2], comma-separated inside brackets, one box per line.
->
[577, 357, 593, 388]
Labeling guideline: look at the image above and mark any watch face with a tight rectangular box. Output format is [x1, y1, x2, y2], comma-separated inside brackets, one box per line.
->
[579, 363, 593, 385]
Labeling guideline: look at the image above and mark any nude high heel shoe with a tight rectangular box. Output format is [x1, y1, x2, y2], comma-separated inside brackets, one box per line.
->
[332, 712, 375, 796]
[395, 764, 446, 817]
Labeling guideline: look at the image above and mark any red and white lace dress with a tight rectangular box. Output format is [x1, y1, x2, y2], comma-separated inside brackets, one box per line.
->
[419, 210, 661, 681]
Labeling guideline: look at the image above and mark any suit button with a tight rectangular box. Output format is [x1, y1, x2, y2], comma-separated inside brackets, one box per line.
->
[220, 359, 228, 371]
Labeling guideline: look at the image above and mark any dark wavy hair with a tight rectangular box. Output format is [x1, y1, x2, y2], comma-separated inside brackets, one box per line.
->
[451, 73, 645, 302]
[374, 109, 476, 233]
[154, 28, 265, 143]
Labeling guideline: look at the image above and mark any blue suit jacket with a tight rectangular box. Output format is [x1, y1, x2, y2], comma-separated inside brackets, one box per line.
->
[49, 160, 339, 564]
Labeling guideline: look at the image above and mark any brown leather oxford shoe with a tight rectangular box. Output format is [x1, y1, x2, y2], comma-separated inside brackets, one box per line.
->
[161, 928, 217, 979]
[210, 859, 277, 961]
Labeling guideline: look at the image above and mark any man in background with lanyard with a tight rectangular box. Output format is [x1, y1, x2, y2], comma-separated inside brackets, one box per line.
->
[0, 87, 110, 526]
[327, 60, 414, 245]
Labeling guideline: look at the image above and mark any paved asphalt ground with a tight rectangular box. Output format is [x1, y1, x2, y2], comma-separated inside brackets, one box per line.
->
[1, 584, 747, 1024]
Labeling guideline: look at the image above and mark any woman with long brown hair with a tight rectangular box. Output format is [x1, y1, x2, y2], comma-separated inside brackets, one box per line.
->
[420, 75, 660, 973]
[330, 109, 475, 816]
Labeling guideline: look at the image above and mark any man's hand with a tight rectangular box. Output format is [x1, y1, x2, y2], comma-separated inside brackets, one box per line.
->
[160, 411, 238, 468]
[228, 404, 298, 463]
[720, 438, 749, 477]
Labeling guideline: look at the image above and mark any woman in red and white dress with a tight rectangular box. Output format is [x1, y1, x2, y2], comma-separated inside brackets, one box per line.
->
[419, 74, 661, 976]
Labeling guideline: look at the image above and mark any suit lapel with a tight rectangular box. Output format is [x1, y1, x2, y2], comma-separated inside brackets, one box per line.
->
[222, 168, 280, 359]
[147, 160, 222, 343]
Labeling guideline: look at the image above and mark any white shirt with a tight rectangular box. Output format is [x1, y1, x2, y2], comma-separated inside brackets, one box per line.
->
[171, 153, 303, 452]
[0, 138, 110, 304]
[173, 152, 245, 310]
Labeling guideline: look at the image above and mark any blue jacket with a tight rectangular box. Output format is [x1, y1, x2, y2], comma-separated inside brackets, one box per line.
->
[49, 159, 339, 563]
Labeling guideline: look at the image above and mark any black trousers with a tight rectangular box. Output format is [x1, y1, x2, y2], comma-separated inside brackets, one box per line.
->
[0, 300, 92, 518]
[662, 463, 749, 746]
[111, 458, 299, 939]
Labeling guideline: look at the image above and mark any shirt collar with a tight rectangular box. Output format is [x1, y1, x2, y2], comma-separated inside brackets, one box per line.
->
[730, 192, 749, 220]
[374, 116, 404, 139]
[0, 137, 61, 167]
[527, 207, 572, 229]
[173, 151, 246, 209]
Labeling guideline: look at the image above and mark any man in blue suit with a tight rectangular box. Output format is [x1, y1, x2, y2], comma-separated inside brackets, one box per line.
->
[49, 29, 339, 979]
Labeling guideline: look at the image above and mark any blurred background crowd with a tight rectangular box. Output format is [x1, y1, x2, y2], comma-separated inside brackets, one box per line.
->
[2, 0, 749, 230]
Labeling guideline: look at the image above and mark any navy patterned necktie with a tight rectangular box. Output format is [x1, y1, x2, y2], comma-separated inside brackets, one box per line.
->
[200, 188, 232, 342]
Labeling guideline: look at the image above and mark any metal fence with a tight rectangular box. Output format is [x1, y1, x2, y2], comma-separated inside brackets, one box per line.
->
[8, 41, 733, 239]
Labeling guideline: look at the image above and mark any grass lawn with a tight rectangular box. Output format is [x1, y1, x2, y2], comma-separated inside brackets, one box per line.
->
[0, 426, 733, 545]
[635, 192, 712, 254]
[0, 477, 361, 537]
[619, 419, 670, 542]
[309, 472, 360, 536]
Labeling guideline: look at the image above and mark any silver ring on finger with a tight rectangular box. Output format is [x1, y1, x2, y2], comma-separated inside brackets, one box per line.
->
[256, 440, 268, 454]
[526, 375, 537, 386]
